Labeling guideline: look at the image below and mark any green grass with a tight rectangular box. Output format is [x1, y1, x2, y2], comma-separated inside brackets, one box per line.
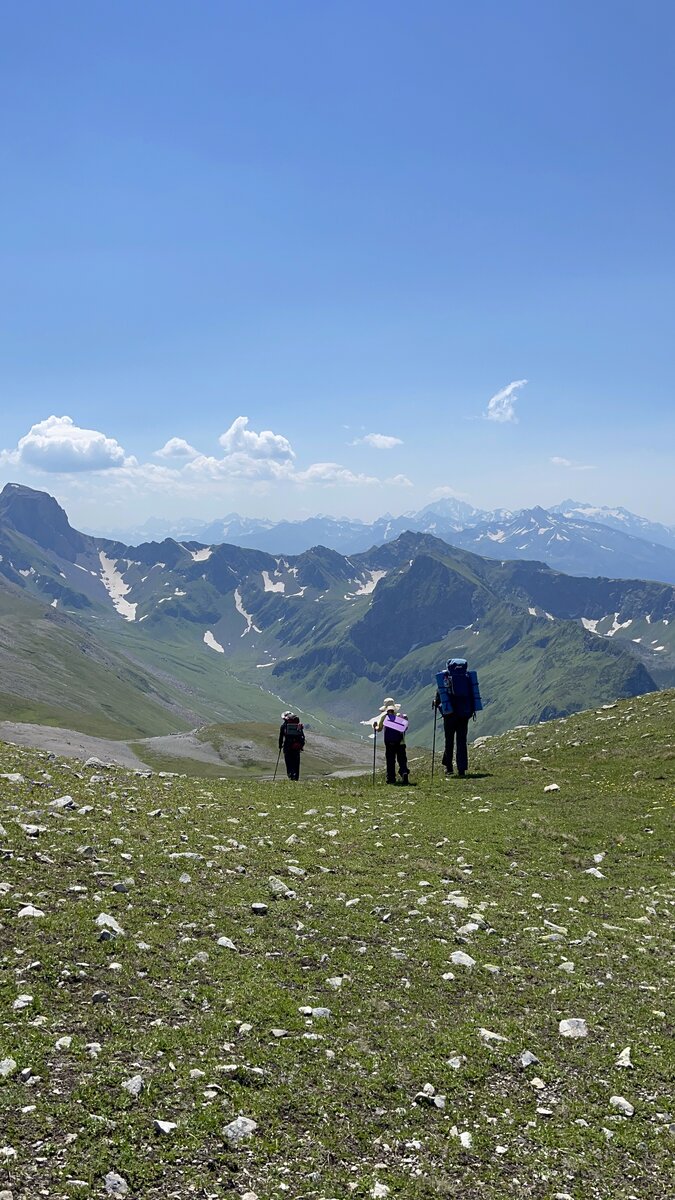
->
[0, 690, 673, 1198]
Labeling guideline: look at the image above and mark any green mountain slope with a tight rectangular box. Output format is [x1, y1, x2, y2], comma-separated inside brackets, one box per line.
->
[0, 578, 191, 738]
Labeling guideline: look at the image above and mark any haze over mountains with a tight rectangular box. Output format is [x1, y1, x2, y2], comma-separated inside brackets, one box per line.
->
[90, 497, 675, 584]
[1, 483, 673, 751]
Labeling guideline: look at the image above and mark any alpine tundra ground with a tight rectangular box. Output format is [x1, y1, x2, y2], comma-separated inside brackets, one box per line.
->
[0, 692, 673, 1200]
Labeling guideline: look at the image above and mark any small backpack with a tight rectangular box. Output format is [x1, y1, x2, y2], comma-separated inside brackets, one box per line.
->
[383, 713, 409, 746]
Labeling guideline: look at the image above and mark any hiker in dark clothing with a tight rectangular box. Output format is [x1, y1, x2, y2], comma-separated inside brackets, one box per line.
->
[434, 660, 477, 778]
[434, 702, 470, 777]
[279, 711, 305, 780]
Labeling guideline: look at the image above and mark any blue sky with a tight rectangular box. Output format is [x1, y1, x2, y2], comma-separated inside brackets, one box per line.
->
[1, 0, 674, 529]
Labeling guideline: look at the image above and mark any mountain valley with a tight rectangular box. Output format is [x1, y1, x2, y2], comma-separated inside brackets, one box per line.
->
[1, 484, 673, 764]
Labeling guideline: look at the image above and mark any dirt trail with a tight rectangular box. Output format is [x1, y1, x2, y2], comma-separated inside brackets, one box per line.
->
[0, 721, 147, 769]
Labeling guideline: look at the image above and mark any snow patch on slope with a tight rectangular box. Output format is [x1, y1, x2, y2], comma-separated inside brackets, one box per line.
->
[203, 630, 224, 653]
[347, 570, 388, 598]
[262, 571, 284, 593]
[99, 552, 137, 621]
[234, 589, 261, 636]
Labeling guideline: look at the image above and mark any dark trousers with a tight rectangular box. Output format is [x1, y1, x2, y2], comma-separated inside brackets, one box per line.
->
[385, 742, 409, 783]
[442, 714, 469, 775]
[284, 748, 301, 780]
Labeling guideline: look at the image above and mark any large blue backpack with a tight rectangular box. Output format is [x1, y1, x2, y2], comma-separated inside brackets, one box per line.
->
[436, 659, 482, 718]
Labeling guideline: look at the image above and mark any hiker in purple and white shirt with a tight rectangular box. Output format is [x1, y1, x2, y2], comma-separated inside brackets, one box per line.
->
[373, 697, 410, 786]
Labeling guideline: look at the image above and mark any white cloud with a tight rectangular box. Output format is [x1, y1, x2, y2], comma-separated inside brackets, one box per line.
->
[294, 462, 379, 486]
[185, 452, 295, 482]
[218, 416, 295, 461]
[550, 455, 596, 471]
[430, 485, 468, 500]
[352, 433, 403, 450]
[484, 379, 527, 423]
[0, 415, 130, 472]
[154, 437, 199, 460]
[2, 414, 393, 500]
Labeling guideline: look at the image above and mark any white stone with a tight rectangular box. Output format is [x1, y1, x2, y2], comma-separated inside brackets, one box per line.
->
[615, 1046, 633, 1069]
[520, 1050, 539, 1068]
[17, 905, 44, 918]
[478, 1028, 508, 1044]
[609, 1095, 635, 1117]
[13, 995, 33, 1011]
[223, 1115, 257, 1144]
[50, 795, 77, 810]
[153, 1119, 177, 1134]
[104, 1171, 129, 1196]
[0, 1059, 17, 1078]
[268, 875, 295, 899]
[95, 913, 124, 935]
[450, 951, 476, 968]
[216, 936, 237, 951]
[544, 783, 560, 792]
[55, 1036, 72, 1051]
[559, 1018, 588, 1038]
[121, 1075, 143, 1097]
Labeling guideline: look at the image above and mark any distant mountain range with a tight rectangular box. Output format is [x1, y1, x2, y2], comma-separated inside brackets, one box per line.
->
[1, 483, 673, 747]
[88, 496, 675, 584]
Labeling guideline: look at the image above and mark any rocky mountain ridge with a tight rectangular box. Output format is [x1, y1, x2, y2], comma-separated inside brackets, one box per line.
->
[85, 493, 675, 583]
[1, 484, 673, 740]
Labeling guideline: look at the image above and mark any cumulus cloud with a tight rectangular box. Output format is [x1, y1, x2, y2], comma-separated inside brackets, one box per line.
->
[550, 456, 595, 471]
[184, 452, 295, 482]
[484, 379, 527, 423]
[219, 416, 295, 461]
[294, 462, 379, 486]
[154, 437, 199, 460]
[1, 413, 397, 501]
[352, 433, 403, 450]
[0, 415, 130, 473]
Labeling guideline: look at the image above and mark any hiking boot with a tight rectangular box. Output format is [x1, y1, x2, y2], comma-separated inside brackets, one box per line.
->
[457, 771, 466, 778]
[400, 773, 409, 786]
[444, 768, 453, 778]
[386, 779, 397, 785]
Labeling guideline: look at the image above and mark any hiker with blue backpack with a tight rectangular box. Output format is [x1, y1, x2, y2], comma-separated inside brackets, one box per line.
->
[433, 660, 482, 778]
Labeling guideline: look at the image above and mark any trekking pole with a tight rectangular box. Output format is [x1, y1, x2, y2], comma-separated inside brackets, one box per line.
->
[273, 746, 282, 782]
[431, 705, 438, 780]
[372, 726, 377, 785]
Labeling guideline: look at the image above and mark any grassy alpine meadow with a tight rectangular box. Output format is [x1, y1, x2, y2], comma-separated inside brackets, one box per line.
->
[0, 691, 673, 1200]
